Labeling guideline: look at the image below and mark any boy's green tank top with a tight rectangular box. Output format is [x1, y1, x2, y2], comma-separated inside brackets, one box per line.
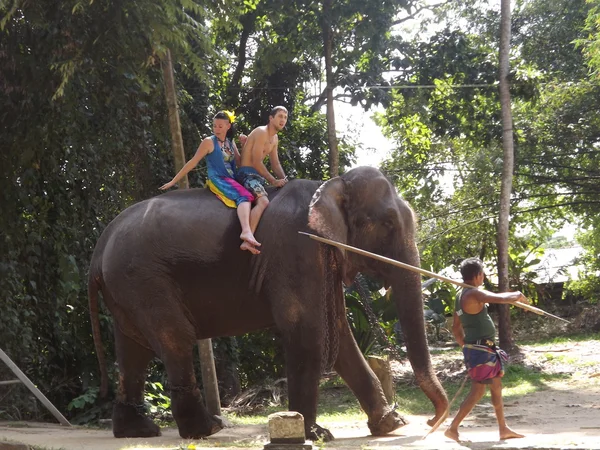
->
[455, 288, 496, 344]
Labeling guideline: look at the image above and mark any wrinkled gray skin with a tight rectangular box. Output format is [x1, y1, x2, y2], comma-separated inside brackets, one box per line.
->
[89, 166, 448, 440]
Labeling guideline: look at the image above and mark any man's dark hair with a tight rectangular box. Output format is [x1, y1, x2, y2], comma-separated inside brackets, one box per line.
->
[269, 106, 288, 118]
[459, 257, 484, 282]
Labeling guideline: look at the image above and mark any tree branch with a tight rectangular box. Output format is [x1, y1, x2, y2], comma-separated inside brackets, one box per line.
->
[392, 2, 447, 26]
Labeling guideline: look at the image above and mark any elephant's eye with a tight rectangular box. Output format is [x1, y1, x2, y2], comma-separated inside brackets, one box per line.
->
[383, 219, 395, 229]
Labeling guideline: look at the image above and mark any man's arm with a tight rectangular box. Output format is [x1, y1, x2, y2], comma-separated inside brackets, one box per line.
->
[269, 139, 287, 184]
[461, 288, 528, 315]
[473, 289, 527, 305]
[452, 312, 465, 347]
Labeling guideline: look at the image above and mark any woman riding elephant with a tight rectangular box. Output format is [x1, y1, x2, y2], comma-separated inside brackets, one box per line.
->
[88, 166, 448, 440]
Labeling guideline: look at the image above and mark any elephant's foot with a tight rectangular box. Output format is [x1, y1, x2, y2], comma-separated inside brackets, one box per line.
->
[427, 408, 449, 428]
[112, 401, 161, 438]
[178, 417, 222, 439]
[368, 408, 408, 436]
[306, 423, 334, 442]
[171, 387, 224, 439]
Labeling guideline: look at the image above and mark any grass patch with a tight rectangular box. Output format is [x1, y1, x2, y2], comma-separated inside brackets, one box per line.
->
[543, 353, 579, 364]
[501, 364, 570, 398]
[519, 332, 599, 347]
[31, 447, 67, 450]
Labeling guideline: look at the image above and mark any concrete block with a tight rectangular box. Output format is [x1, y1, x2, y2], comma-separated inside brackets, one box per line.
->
[267, 411, 306, 444]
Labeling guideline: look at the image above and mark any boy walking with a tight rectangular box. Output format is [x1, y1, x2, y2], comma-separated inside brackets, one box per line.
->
[445, 257, 527, 442]
[236, 106, 289, 247]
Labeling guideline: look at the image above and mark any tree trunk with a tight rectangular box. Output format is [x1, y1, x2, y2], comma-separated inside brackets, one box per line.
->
[497, 0, 515, 351]
[322, 0, 339, 178]
[225, 13, 254, 108]
[161, 49, 221, 412]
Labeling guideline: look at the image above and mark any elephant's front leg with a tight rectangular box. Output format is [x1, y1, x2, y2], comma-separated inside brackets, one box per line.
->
[284, 327, 334, 442]
[333, 317, 407, 436]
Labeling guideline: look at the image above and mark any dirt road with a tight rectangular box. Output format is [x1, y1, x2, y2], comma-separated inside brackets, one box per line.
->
[2, 340, 599, 449]
[2, 385, 600, 450]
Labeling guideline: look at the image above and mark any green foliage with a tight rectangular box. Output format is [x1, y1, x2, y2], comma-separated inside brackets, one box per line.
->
[0, 0, 212, 421]
[378, 0, 599, 295]
[236, 331, 286, 389]
[574, 0, 600, 78]
[68, 388, 98, 412]
[144, 382, 172, 416]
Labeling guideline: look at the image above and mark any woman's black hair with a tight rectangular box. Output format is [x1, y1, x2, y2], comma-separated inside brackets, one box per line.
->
[214, 111, 235, 140]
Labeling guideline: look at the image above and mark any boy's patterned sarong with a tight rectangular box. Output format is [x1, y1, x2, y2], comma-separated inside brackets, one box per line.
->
[207, 176, 254, 208]
[463, 344, 509, 383]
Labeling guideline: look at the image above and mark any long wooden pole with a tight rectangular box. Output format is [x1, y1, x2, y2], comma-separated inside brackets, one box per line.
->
[299, 232, 571, 324]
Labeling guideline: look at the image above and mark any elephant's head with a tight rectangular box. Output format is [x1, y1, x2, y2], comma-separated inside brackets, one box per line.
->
[307, 166, 448, 423]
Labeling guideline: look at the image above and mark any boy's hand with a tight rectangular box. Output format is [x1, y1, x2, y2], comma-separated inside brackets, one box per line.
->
[239, 134, 248, 147]
[273, 178, 287, 188]
[514, 292, 529, 304]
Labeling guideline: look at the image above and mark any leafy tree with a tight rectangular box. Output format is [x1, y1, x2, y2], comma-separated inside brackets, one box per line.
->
[0, 0, 216, 418]
[377, 0, 598, 310]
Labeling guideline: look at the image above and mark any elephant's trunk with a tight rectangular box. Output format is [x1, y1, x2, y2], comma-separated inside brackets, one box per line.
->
[391, 245, 448, 424]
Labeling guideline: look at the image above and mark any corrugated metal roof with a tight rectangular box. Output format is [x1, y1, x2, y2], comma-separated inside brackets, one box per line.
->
[526, 246, 584, 284]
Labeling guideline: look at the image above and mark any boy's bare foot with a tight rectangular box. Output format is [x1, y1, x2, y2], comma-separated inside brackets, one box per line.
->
[499, 426, 524, 440]
[444, 428, 460, 442]
[240, 240, 260, 255]
[240, 231, 260, 248]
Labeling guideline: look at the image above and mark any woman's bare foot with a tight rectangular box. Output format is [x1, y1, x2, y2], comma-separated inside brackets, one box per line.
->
[240, 240, 260, 254]
[444, 428, 460, 442]
[499, 426, 524, 440]
[240, 231, 260, 248]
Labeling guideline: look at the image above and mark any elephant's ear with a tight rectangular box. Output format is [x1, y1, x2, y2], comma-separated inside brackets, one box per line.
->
[308, 178, 355, 281]
[308, 178, 347, 243]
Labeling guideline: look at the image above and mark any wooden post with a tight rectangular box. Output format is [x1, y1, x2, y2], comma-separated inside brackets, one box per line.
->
[161, 49, 221, 414]
[367, 355, 394, 404]
[161, 48, 189, 190]
[198, 340, 221, 416]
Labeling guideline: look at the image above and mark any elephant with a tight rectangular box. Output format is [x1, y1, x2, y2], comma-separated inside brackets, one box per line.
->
[88, 166, 449, 440]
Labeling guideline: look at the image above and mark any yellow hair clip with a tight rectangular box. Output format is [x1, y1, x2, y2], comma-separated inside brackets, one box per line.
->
[223, 110, 236, 123]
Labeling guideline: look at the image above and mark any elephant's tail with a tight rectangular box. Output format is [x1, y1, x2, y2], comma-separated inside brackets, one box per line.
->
[88, 272, 109, 399]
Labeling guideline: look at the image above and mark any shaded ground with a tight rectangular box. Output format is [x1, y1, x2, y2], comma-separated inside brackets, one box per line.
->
[2, 338, 599, 450]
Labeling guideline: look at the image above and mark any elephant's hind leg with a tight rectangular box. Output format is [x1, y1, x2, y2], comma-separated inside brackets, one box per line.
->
[112, 327, 161, 438]
[157, 326, 223, 439]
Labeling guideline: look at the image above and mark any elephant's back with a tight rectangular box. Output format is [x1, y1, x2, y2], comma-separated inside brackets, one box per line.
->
[93, 181, 321, 273]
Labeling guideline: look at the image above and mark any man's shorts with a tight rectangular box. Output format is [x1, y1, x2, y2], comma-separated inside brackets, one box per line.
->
[236, 166, 268, 199]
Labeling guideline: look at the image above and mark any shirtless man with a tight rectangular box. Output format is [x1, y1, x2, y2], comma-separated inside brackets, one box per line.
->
[235, 106, 288, 251]
[444, 257, 527, 442]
